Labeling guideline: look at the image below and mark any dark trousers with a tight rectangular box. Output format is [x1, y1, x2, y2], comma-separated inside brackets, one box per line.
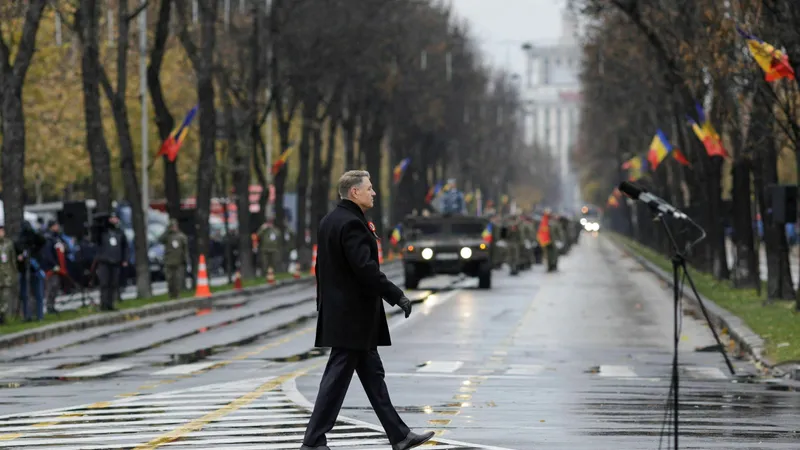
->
[165, 264, 185, 299]
[96, 263, 120, 310]
[303, 348, 410, 447]
[19, 271, 44, 320]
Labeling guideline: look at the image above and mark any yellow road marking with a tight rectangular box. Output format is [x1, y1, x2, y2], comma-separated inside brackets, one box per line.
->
[0, 434, 22, 441]
[132, 363, 323, 449]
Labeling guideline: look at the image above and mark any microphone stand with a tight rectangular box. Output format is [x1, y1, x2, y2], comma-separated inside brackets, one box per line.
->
[654, 211, 736, 450]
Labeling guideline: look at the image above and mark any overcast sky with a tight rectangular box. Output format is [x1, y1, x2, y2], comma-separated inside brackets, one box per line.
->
[450, 0, 567, 77]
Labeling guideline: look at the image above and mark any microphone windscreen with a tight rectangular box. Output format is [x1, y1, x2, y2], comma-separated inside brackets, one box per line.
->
[618, 181, 644, 200]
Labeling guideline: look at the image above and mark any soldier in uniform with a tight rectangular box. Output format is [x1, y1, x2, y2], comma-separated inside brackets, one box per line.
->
[94, 213, 128, 311]
[538, 209, 559, 272]
[0, 223, 18, 325]
[504, 215, 523, 275]
[520, 215, 535, 269]
[160, 219, 189, 299]
[256, 216, 281, 276]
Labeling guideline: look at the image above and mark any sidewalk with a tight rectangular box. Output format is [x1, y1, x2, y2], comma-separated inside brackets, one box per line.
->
[53, 275, 231, 312]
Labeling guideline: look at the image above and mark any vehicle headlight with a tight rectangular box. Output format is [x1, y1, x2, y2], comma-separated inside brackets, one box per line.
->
[460, 247, 472, 259]
[421, 248, 433, 260]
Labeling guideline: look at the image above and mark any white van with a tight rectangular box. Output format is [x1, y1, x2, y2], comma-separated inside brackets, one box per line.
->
[0, 200, 40, 227]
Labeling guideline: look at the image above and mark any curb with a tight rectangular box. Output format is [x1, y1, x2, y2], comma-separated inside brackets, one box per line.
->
[0, 261, 401, 351]
[604, 235, 775, 372]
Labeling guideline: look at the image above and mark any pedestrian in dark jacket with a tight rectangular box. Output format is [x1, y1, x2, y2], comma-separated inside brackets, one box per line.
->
[300, 170, 433, 450]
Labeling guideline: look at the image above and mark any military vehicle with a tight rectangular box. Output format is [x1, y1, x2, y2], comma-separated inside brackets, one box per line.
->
[400, 214, 493, 289]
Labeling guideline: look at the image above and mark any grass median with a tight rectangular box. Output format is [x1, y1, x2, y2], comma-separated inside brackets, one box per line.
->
[0, 272, 300, 336]
[608, 232, 800, 365]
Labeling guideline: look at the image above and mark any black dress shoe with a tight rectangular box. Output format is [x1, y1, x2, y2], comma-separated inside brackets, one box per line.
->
[392, 431, 435, 450]
[299, 445, 330, 450]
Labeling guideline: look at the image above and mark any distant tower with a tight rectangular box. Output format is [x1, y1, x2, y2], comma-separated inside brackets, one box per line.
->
[559, 8, 579, 46]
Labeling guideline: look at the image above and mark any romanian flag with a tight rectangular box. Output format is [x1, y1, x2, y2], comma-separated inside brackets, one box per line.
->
[673, 148, 690, 166]
[156, 105, 197, 162]
[536, 214, 551, 247]
[647, 129, 673, 170]
[425, 182, 443, 204]
[687, 104, 729, 158]
[737, 27, 795, 82]
[622, 156, 647, 181]
[607, 194, 620, 208]
[389, 224, 402, 245]
[271, 143, 296, 175]
[482, 223, 493, 243]
[392, 158, 410, 184]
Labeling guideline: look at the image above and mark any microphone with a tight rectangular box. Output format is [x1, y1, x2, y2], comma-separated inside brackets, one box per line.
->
[618, 181, 688, 220]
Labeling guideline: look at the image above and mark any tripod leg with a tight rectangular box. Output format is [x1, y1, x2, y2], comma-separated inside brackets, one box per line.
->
[672, 257, 680, 450]
[680, 261, 737, 376]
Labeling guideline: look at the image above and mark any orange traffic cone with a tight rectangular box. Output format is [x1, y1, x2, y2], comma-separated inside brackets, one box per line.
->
[266, 266, 275, 285]
[377, 240, 384, 264]
[233, 270, 242, 290]
[195, 254, 212, 298]
[310, 244, 318, 275]
[292, 262, 301, 279]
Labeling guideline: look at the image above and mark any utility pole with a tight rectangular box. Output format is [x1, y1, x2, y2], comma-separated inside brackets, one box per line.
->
[139, 0, 149, 225]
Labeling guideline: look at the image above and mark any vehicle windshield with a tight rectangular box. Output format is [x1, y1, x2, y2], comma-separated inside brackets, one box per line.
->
[450, 223, 486, 235]
[409, 223, 443, 235]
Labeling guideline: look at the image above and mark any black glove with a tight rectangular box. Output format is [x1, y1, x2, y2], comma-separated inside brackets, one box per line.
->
[397, 296, 412, 318]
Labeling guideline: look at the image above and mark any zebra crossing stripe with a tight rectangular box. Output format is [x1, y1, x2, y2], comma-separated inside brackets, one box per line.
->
[151, 362, 219, 375]
[417, 360, 464, 373]
[62, 363, 137, 378]
[0, 366, 49, 378]
[597, 365, 637, 377]
[506, 364, 544, 375]
[683, 366, 728, 379]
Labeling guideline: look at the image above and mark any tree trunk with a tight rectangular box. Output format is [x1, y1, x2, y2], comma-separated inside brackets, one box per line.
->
[253, 127, 269, 217]
[194, 0, 218, 269]
[309, 118, 325, 245]
[0, 83, 26, 242]
[99, 0, 152, 299]
[343, 107, 356, 170]
[78, 0, 113, 214]
[295, 96, 317, 260]
[364, 112, 386, 234]
[231, 122, 253, 279]
[752, 95, 794, 300]
[731, 158, 759, 289]
[708, 156, 730, 280]
[147, 0, 181, 219]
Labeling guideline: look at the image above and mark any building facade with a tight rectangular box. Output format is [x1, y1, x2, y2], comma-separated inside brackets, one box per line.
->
[521, 9, 583, 210]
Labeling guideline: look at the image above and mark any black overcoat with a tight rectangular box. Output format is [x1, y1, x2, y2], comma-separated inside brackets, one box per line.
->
[314, 199, 404, 350]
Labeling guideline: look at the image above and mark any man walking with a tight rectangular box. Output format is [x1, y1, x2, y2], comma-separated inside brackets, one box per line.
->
[300, 170, 434, 450]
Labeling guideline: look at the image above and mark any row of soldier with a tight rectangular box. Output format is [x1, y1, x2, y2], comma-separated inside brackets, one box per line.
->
[157, 216, 298, 300]
[488, 209, 582, 274]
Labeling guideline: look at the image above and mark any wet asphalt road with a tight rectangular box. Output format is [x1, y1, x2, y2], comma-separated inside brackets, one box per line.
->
[0, 235, 798, 449]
